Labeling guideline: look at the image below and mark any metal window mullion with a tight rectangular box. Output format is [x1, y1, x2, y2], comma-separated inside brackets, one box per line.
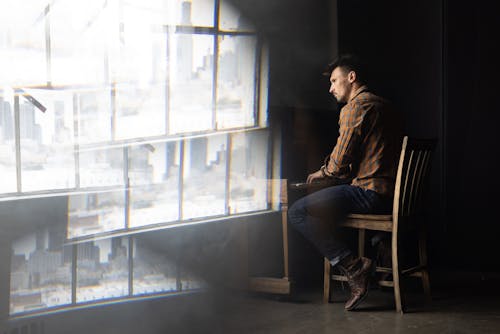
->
[45, 3, 52, 86]
[253, 40, 263, 127]
[111, 83, 117, 141]
[165, 26, 171, 135]
[212, 0, 221, 130]
[124, 147, 130, 229]
[265, 128, 273, 210]
[214, 0, 221, 31]
[72, 244, 77, 304]
[14, 95, 22, 192]
[176, 241, 182, 291]
[73, 93, 80, 188]
[128, 237, 133, 296]
[178, 140, 185, 220]
[224, 133, 232, 214]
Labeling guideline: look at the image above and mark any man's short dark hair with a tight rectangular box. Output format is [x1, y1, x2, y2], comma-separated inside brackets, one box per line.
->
[323, 54, 367, 84]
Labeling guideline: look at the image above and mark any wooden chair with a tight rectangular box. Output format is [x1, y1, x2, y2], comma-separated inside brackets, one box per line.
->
[323, 136, 436, 313]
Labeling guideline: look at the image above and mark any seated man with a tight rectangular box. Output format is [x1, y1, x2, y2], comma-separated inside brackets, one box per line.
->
[288, 54, 402, 311]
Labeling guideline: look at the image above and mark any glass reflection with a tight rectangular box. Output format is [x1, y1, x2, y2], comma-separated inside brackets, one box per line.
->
[0, 89, 17, 193]
[10, 225, 72, 315]
[168, 33, 214, 134]
[0, 0, 47, 86]
[76, 89, 113, 145]
[216, 35, 257, 129]
[68, 190, 126, 239]
[50, 0, 114, 86]
[78, 147, 124, 188]
[76, 237, 129, 303]
[19, 89, 75, 192]
[171, 0, 215, 27]
[229, 130, 268, 214]
[179, 268, 206, 291]
[183, 135, 227, 219]
[132, 238, 178, 295]
[112, 1, 167, 140]
[113, 3, 166, 85]
[129, 141, 180, 228]
[114, 83, 166, 140]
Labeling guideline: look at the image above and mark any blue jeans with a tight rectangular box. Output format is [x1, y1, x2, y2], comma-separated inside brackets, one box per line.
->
[288, 184, 392, 267]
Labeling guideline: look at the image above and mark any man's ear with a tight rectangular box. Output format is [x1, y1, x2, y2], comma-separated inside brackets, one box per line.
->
[348, 70, 357, 83]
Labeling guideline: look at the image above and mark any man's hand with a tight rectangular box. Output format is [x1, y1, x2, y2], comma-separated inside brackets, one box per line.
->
[306, 170, 324, 184]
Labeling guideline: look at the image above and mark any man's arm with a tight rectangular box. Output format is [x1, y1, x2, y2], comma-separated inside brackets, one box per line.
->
[322, 101, 366, 178]
[306, 170, 325, 184]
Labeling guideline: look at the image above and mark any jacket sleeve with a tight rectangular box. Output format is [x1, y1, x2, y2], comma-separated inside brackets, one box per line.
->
[321, 101, 366, 178]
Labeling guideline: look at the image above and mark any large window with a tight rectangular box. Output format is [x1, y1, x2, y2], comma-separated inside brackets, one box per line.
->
[10, 226, 203, 315]
[0, 0, 273, 241]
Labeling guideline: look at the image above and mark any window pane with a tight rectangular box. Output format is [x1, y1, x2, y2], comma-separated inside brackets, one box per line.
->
[132, 237, 178, 295]
[129, 141, 180, 228]
[114, 83, 166, 140]
[219, 0, 255, 32]
[67, 190, 126, 239]
[0, 0, 47, 86]
[182, 135, 227, 219]
[78, 147, 124, 188]
[112, 2, 167, 140]
[0, 89, 17, 193]
[19, 89, 75, 192]
[168, 34, 214, 134]
[77, 89, 113, 145]
[216, 35, 257, 129]
[76, 237, 129, 303]
[179, 268, 206, 291]
[113, 4, 167, 85]
[123, 0, 215, 28]
[50, 0, 114, 85]
[170, 0, 215, 27]
[229, 130, 269, 214]
[10, 226, 72, 315]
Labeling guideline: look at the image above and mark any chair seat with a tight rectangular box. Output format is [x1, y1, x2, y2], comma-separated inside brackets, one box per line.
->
[347, 213, 392, 220]
[339, 214, 393, 232]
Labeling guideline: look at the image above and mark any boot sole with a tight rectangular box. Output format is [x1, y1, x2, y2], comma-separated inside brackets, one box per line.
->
[345, 285, 370, 311]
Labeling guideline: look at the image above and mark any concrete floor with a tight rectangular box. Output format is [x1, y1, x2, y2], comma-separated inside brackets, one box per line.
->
[5, 273, 500, 334]
[200, 280, 500, 334]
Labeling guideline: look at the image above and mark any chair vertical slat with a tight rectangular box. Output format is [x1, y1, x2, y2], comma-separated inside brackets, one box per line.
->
[400, 150, 414, 217]
[413, 150, 431, 213]
[405, 148, 421, 217]
[391, 136, 407, 220]
[408, 150, 424, 216]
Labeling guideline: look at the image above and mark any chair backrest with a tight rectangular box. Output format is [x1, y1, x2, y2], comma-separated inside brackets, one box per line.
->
[393, 136, 437, 219]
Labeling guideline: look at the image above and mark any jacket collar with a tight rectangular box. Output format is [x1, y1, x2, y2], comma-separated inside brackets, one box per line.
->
[349, 85, 369, 102]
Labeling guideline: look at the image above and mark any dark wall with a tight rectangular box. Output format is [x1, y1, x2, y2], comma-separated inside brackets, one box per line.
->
[445, 1, 500, 271]
[336, 0, 500, 272]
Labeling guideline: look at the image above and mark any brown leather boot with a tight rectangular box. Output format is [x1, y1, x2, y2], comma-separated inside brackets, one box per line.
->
[339, 256, 373, 311]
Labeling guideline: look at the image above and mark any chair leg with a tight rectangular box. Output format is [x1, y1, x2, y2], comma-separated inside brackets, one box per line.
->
[323, 257, 331, 303]
[358, 229, 366, 257]
[392, 234, 404, 313]
[418, 229, 432, 302]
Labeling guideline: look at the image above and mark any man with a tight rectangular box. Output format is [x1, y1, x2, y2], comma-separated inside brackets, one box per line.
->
[288, 54, 402, 311]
